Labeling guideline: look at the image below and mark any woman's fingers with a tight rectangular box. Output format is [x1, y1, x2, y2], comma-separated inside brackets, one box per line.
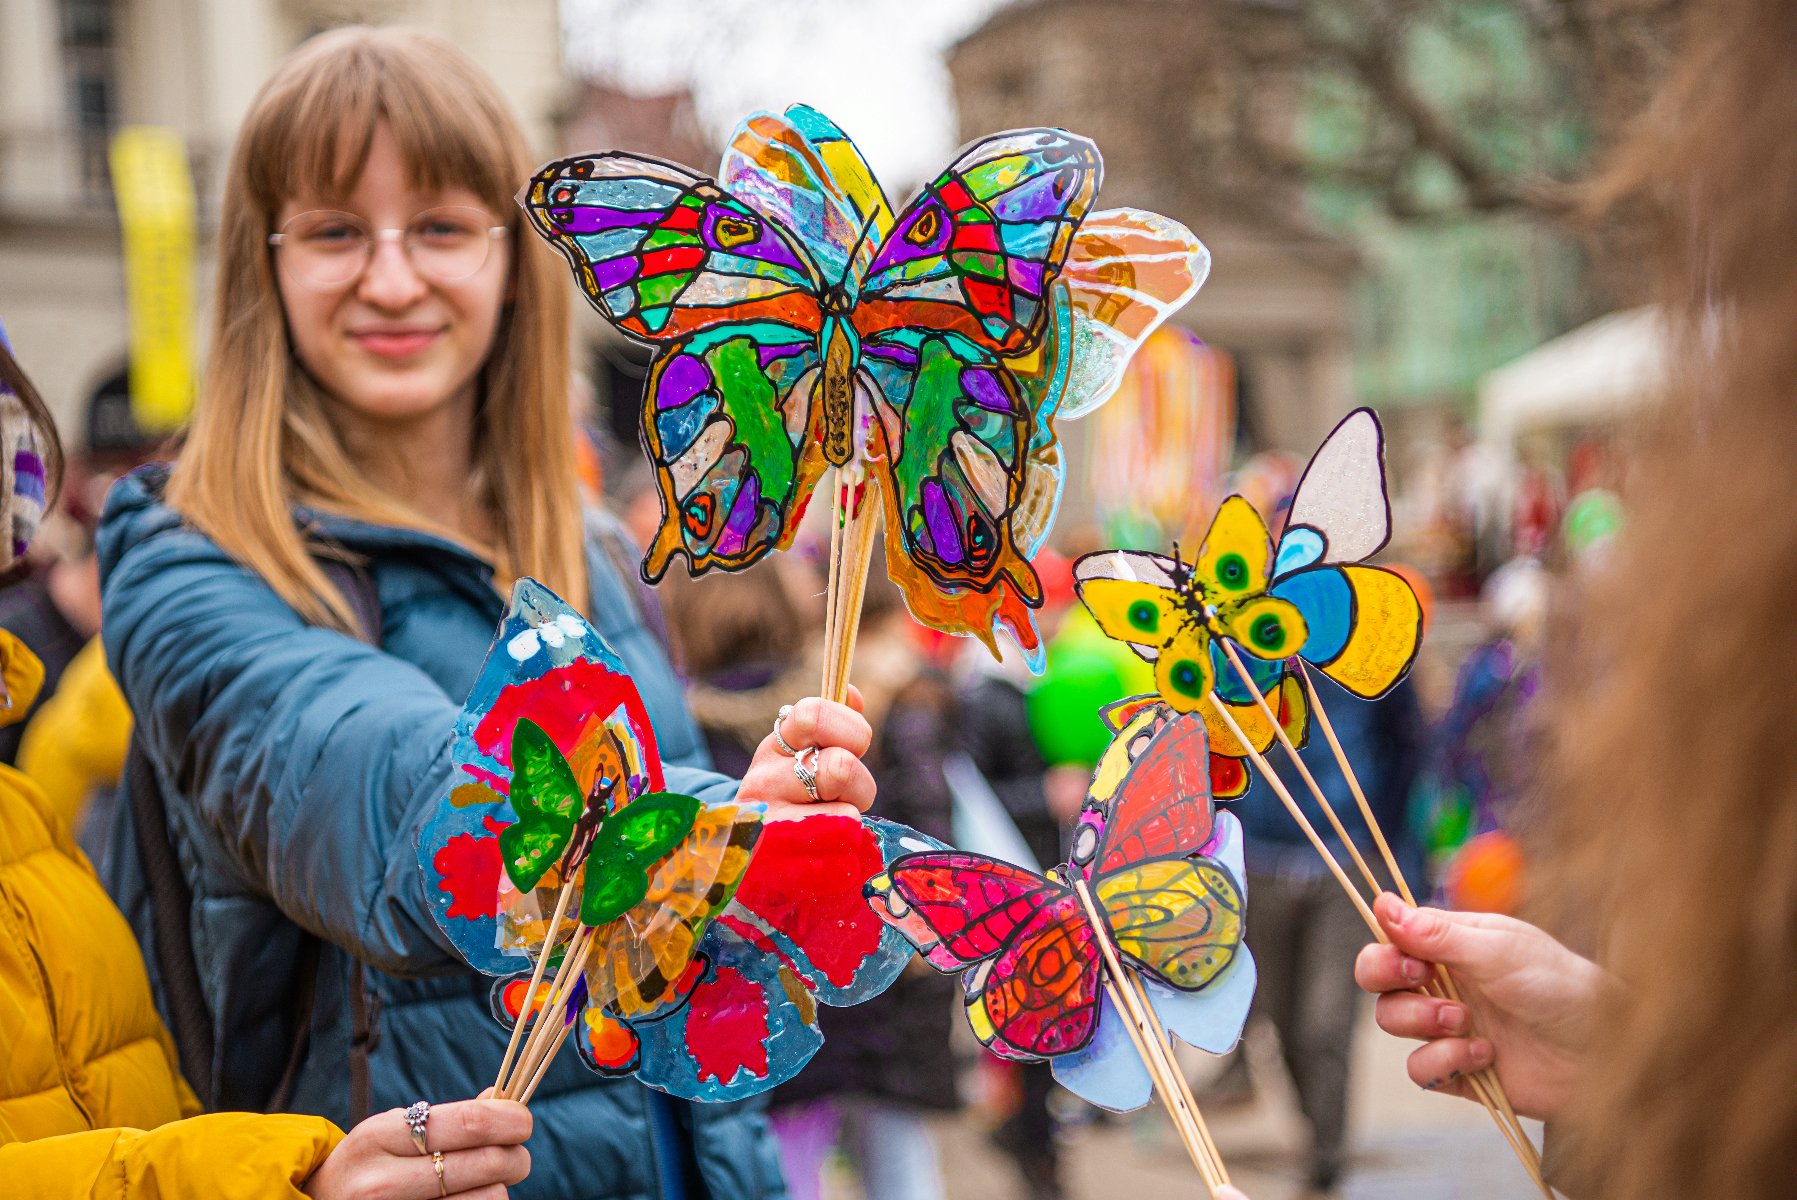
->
[777, 697, 872, 757]
[372, 1100, 532, 1157]
[415, 1145, 531, 1198]
[810, 746, 875, 812]
[1354, 942, 1433, 995]
[1374, 991, 1470, 1041]
[1405, 1036, 1494, 1095]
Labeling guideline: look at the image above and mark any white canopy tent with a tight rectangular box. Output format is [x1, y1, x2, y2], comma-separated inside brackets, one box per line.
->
[1477, 307, 1668, 453]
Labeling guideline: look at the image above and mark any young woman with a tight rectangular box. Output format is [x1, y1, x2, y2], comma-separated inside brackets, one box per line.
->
[1356, 1, 1797, 1196]
[96, 27, 872, 1200]
[0, 339, 532, 1199]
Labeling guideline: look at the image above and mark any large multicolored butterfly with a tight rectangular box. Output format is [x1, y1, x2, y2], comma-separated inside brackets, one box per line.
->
[520, 105, 1206, 668]
[419, 581, 928, 1100]
[864, 702, 1255, 1112]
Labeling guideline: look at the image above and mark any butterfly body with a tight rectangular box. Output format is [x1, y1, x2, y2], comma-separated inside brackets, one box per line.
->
[524, 106, 1210, 665]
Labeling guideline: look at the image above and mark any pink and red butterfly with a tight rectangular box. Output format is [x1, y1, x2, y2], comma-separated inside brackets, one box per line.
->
[865, 703, 1256, 1111]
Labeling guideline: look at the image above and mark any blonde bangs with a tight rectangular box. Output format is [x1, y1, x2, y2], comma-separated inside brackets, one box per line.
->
[167, 26, 586, 634]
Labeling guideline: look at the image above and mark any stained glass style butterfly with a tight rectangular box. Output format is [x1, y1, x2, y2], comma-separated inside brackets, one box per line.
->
[420, 581, 928, 1100]
[865, 703, 1255, 1112]
[520, 105, 1207, 668]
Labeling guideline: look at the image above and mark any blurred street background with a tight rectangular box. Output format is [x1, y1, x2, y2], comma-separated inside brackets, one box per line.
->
[0, 0, 1678, 1194]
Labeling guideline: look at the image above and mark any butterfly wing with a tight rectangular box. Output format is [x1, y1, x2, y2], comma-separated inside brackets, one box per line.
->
[719, 105, 894, 286]
[862, 331, 1048, 659]
[965, 888, 1103, 1061]
[864, 850, 1062, 972]
[854, 128, 1101, 355]
[421, 581, 662, 975]
[638, 321, 832, 581]
[495, 718, 583, 892]
[521, 152, 824, 341]
[1041, 208, 1211, 420]
[1275, 407, 1392, 575]
[1272, 564, 1422, 699]
[1097, 857, 1244, 991]
[1072, 549, 1219, 712]
[1080, 707, 1216, 877]
[583, 797, 763, 1019]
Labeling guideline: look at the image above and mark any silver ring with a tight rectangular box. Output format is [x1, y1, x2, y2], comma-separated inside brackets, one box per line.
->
[772, 704, 801, 756]
[405, 1099, 430, 1155]
[792, 747, 821, 801]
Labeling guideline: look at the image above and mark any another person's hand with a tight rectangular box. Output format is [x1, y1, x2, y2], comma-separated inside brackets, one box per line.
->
[302, 1095, 532, 1200]
[1354, 893, 1606, 1121]
[743, 690, 875, 821]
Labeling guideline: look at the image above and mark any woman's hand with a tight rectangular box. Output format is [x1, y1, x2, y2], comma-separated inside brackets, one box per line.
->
[303, 1095, 531, 1200]
[1355, 893, 1606, 1121]
[741, 690, 876, 821]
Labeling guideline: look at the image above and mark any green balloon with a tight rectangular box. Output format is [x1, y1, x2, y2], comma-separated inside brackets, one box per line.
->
[1026, 610, 1154, 767]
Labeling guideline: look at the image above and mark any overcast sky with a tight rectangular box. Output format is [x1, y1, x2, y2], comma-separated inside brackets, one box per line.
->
[559, 0, 1017, 192]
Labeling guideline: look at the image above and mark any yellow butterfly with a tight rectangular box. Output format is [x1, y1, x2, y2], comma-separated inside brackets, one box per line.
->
[1074, 497, 1308, 743]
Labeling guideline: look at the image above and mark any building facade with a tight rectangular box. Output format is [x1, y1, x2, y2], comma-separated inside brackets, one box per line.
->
[0, 0, 566, 437]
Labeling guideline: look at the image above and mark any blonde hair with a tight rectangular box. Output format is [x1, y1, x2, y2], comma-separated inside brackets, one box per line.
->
[167, 26, 586, 632]
[1540, 0, 1797, 1194]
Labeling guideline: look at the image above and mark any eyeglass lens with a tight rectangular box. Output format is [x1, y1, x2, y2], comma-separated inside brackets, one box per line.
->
[276, 207, 500, 287]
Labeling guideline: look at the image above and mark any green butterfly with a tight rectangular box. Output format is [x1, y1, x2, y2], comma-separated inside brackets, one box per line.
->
[498, 718, 702, 926]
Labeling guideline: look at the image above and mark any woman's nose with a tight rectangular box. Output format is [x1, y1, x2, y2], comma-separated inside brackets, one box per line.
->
[357, 232, 429, 309]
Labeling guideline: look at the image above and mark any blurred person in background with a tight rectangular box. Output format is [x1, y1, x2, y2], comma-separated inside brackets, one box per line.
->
[0, 339, 535, 1198]
[953, 550, 1083, 1200]
[1421, 557, 1547, 912]
[770, 575, 961, 1200]
[1357, 3, 1797, 1197]
[95, 28, 868, 1199]
[1230, 673, 1425, 1194]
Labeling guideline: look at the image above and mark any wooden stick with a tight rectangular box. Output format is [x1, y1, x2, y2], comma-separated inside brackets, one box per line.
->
[1212, 677, 1551, 1196]
[820, 468, 881, 705]
[821, 472, 846, 699]
[1216, 640, 1386, 897]
[1073, 878, 1229, 1195]
[1206, 695, 1378, 932]
[517, 1013, 577, 1107]
[1123, 969, 1231, 1186]
[500, 923, 593, 1098]
[492, 872, 581, 1091]
[505, 927, 595, 1099]
[1295, 666, 1545, 1180]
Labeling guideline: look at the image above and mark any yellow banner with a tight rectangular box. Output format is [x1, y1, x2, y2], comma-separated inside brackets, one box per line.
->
[110, 126, 196, 433]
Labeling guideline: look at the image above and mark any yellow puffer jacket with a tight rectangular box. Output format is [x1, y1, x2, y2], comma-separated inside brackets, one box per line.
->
[0, 631, 343, 1197]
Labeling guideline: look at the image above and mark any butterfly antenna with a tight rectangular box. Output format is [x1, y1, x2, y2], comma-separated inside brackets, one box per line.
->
[840, 209, 881, 287]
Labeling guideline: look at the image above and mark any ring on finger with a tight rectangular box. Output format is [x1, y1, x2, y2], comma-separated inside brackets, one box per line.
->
[404, 1099, 431, 1156]
[793, 747, 821, 802]
[432, 1150, 448, 1197]
[772, 704, 803, 757]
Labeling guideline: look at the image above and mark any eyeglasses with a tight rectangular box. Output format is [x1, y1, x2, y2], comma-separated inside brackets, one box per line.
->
[268, 206, 508, 289]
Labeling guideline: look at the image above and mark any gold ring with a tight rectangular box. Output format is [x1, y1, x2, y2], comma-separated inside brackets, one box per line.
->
[432, 1150, 448, 1197]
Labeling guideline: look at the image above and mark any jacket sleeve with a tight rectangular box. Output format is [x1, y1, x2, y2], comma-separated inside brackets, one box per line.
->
[101, 528, 470, 974]
[0, 1112, 342, 1200]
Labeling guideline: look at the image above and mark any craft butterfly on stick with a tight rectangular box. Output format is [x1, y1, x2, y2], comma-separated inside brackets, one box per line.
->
[865, 700, 1253, 1195]
[1075, 409, 1553, 1197]
[420, 580, 931, 1102]
[521, 105, 1206, 699]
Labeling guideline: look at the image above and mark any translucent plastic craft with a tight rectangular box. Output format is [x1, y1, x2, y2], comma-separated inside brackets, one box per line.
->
[865, 701, 1254, 1112]
[520, 105, 1207, 668]
[1072, 408, 1422, 788]
[419, 580, 929, 1100]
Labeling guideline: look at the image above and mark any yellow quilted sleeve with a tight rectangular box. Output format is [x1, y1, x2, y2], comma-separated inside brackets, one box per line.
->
[17, 637, 133, 833]
[0, 1111, 343, 1200]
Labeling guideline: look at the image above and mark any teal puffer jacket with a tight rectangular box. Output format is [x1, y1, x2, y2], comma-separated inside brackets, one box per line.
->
[97, 467, 786, 1200]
